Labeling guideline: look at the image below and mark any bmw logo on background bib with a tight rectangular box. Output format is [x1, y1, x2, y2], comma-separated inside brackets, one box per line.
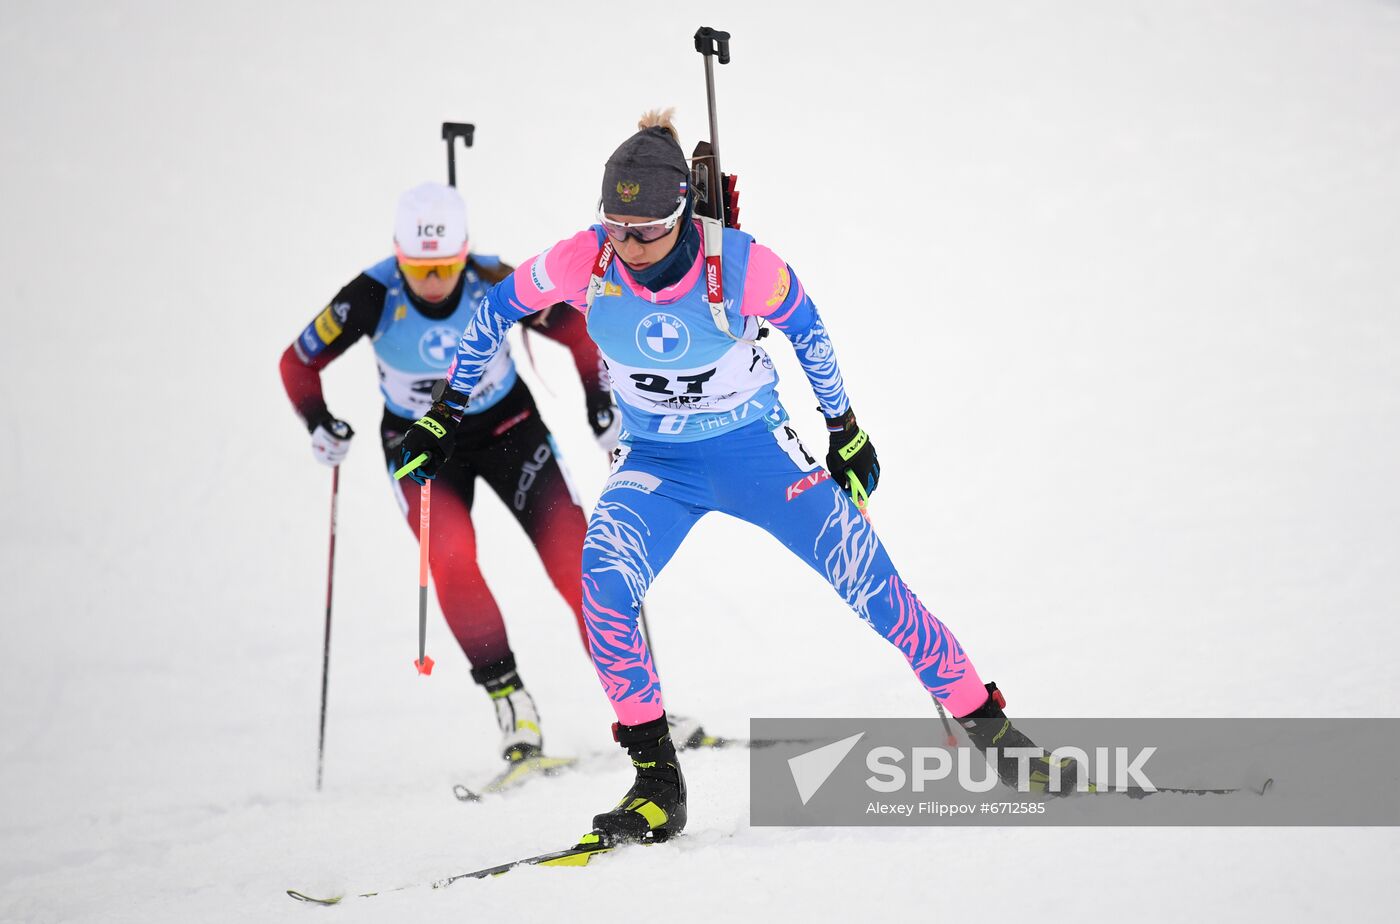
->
[419, 325, 459, 367]
[636, 312, 690, 363]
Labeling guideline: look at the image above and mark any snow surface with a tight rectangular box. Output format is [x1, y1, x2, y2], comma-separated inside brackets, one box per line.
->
[2, 0, 1398, 920]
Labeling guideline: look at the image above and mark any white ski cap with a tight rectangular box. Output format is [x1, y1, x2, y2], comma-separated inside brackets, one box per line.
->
[393, 181, 468, 263]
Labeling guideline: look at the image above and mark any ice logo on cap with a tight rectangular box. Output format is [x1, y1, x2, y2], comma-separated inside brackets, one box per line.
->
[419, 326, 459, 367]
[394, 182, 467, 260]
[636, 313, 689, 363]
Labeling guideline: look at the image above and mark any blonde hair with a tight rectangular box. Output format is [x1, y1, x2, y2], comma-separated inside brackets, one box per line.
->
[638, 108, 680, 144]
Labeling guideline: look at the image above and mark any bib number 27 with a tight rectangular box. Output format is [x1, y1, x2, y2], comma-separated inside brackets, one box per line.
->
[630, 368, 717, 396]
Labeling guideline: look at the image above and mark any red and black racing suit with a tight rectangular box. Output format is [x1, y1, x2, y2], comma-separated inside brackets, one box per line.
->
[279, 257, 606, 679]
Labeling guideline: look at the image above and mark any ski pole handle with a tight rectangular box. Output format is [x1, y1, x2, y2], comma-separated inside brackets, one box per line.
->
[441, 122, 475, 188]
[846, 472, 870, 517]
[694, 26, 731, 64]
[394, 453, 428, 480]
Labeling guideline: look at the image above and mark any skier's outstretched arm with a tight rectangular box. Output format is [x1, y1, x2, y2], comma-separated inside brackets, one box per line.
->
[740, 243, 879, 503]
[740, 243, 851, 417]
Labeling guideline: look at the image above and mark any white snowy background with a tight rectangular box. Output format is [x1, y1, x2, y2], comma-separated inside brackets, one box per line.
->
[2, 0, 1398, 920]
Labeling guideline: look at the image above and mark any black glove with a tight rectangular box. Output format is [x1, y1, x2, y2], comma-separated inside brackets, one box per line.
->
[586, 389, 621, 452]
[395, 385, 468, 485]
[825, 407, 880, 508]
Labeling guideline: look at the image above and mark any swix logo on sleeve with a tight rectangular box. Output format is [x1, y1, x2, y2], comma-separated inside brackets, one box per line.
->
[785, 469, 831, 501]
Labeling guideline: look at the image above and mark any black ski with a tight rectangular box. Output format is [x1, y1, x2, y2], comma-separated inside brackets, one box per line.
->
[1086, 777, 1274, 799]
[452, 753, 579, 802]
[451, 735, 817, 802]
[287, 832, 657, 905]
[432, 832, 621, 887]
[696, 735, 824, 749]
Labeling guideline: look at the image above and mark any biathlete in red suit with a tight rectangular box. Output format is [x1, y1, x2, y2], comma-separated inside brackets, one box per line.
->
[279, 182, 620, 767]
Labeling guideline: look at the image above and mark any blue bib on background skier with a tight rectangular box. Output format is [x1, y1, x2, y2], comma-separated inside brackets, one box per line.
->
[364, 255, 517, 418]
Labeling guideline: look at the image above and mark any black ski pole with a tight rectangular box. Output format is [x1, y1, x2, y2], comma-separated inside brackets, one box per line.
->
[316, 465, 341, 790]
[934, 700, 957, 747]
[441, 122, 475, 188]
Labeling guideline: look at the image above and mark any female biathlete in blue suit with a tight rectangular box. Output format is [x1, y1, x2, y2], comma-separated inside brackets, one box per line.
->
[395, 114, 1076, 840]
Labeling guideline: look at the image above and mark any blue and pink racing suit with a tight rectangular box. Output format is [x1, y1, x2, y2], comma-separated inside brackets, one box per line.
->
[441, 222, 989, 724]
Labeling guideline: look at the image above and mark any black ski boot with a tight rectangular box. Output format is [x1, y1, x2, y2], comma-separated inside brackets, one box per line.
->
[956, 682, 1079, 796]
[472, 656, 543, 763]
[590, 714, 687, 843]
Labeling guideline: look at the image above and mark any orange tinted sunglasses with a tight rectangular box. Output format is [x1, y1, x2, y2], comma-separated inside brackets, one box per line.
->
[399, 259, 466, 282]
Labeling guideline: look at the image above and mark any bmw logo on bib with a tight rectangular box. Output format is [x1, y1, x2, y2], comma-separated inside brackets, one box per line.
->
[419, 326, 459, 367]
[636, 312, 690, 363]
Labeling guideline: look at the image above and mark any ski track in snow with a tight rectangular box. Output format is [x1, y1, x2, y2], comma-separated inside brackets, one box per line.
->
[3, 0, 1399, 920]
